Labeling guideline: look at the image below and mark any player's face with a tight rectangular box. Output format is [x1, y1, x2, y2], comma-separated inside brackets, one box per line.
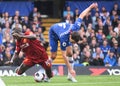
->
[69, 35, 76, 44]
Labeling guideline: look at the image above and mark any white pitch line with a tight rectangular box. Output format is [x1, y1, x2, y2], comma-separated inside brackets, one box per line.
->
[0, 78, 6, 86]
[40, 81, 120, 86]
[79, 81, 120, 85]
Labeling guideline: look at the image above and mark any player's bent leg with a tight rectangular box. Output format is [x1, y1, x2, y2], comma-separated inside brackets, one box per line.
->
[66, 46, 77, 82]
[40, 60, 53, 82]
[15, 63, 32, 75]
[50, 52, 57, 60]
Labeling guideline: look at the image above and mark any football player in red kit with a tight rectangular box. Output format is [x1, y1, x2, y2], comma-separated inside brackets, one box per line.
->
[7, 28, 53, 81]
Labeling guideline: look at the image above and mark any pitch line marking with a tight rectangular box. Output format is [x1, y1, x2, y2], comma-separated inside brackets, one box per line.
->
[0, 78, 6, 86]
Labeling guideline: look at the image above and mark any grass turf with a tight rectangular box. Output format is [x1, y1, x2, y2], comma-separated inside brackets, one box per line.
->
[1, 75, 120, 86]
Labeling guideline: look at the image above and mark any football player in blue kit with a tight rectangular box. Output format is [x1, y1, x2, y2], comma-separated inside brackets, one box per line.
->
[49, 3, 98, 82]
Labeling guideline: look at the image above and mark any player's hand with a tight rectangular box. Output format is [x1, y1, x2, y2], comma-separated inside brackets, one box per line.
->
[69, 69, 76, 77]
[4, 61, 13, 65]
[90, 2, 98, 9]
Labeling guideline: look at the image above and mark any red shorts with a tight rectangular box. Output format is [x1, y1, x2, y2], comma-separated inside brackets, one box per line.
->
[23, 58, 51, 69]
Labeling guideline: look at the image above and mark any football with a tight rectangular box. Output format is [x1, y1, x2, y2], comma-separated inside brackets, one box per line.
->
[34, 71, 45, 82]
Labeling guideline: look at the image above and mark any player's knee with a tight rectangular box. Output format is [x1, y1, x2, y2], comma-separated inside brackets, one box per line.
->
[51, 53, 57, 60]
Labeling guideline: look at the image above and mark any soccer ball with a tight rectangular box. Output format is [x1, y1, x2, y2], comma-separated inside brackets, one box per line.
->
[34, 71, 45, 82]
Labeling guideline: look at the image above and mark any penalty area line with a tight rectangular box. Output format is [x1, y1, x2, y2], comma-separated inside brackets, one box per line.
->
[0, 78, 6, 86]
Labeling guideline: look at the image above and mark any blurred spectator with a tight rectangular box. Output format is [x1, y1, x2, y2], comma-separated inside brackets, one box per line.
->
[100, 6, 109, 18]
[63, 6, 74, 18]
[92, 11, 100, 29]
[22, 25, 27, 33]
[100, 10, 110, 26]
[0, 44, 5, 66]
[96, 29, 105, 45]
[117, 31, 120, 47]
[83, 12, 92, 27]
[2, 35, 15, 65]
[0, 27, 3, 45]
[33, 16, 41, 28]
[2, 22, 12, 43]
[3, 47, 13, 65]
[73, 8, 80, 21]
[63, 13, 74, 24]
[87, 30, 96, 43]
[72, 43, 81, 64]
[104, 17, 112, 30]
[112, 14, 119, 28]
[111, 3, 120, 16]
[29, 7, 38, 21]
[104, 49, 117, 67]
[91, 47, 104, 66]
[34, 27, 48, 50]
[100, 39, 111, 57]
[90, 38, 99, 53]
[37, 12, 42, 23]
[81, 51, 91, 66]
[78, 35, 88, 52]
[85, 23, 93, 37]
[31, 23, 37, 32]
[11, 19, 22, 30]
[106, 25, 113, 40]
[80, 44, 92, 66]
[110, 10, 117, 21]
[22, 16, 31, 28]
[0, 12, 12, 28]
[95, 18, 109, 36]
[110, 40, 120, 59]
[37, 12, 46, 32]
[109, 37, 117, 47]
[114, 23, 120, 35]
[12, 10, 22, 22]
[78, 25, 86, 38]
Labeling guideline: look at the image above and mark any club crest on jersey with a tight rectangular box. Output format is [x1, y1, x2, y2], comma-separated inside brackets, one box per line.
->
[62, 42, 66, 47]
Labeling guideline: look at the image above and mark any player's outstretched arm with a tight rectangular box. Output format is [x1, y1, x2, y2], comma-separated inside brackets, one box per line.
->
[13, 32, 37, 39]
[4, 51, 19, 65]
[79, 2, 98, 19]
[22, 34, 37, 39]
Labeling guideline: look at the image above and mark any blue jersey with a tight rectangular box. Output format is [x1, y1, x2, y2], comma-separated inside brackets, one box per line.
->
[100, 45, 111, 57]
[49, 18, 82, 52]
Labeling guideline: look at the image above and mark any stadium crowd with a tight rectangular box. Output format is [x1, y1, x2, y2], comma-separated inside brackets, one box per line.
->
[0, 2, 120, 67]
[62, 3, 120, 67]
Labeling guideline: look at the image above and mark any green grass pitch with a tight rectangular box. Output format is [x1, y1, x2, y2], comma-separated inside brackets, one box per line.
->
[1, 75, 120, 86]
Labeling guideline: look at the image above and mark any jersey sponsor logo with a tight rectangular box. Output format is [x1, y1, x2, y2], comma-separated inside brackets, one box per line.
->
[59, 25, 72, 37]
[77, 22, 81, 27]
[62, 42, 67, 47]
[20, 43, 29, 49]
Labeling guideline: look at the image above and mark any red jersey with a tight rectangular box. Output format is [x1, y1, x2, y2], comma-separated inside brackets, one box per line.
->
[15, 31, 48, 62]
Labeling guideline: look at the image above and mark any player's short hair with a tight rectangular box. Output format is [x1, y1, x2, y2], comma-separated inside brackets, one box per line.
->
[71, 31, 80, 43]
[12, 28, 22, 34]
